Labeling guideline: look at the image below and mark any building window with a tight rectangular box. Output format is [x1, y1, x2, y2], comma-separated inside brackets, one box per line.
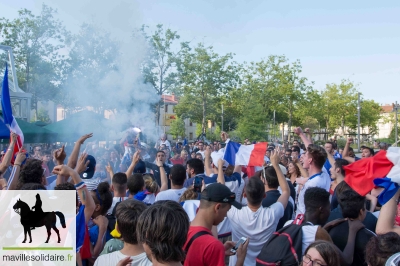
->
[189, 133, 193, 140]
[212, 121, 215, 127]
[190, 121, 193, 126]
[165, 104, 168, 112]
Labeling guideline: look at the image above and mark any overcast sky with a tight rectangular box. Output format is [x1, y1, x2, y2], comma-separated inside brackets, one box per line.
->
[1, 0, 400, 105]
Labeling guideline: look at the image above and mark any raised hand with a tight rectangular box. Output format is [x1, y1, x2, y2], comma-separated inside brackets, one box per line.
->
[294, 127, 304, 136]
[78, 133, 93, 145]
[205, 145, 212, 158]
[54, 145, 66, 164]
[105, 162, 113, 174]
[52, 164, 74, 176]
[155, 158, 163, 167]
[220, 131, 229, 142]
[15, 151, 27, 165]
[132, 151, 140, 164]
[75, 153, 90, 174]
[10, 132, 18, 143]
[270, 149, 280, 166]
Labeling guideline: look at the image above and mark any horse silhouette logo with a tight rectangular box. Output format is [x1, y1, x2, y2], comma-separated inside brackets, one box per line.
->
[12, 194, 66, 243]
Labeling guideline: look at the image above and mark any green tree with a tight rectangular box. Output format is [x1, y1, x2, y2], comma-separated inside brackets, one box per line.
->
[174, 43, 239, 134]
[168, 117, 186, 139]
[0, 4, 69, 112]
[138, 25, 189, 125]
[36, 107, 51, 123]
[321, 80, 358, 135]
[60, 23, 119, 112]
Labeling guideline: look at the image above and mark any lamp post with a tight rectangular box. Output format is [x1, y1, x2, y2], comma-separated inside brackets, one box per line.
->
[394, 101, 399, 146]
[221, 104, 224, 132]
[357, 93, 361, 152]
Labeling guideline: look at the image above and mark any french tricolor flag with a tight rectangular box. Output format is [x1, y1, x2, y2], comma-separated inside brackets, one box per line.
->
[1, 65, 24, 156]
[344, 148, 400, 205]
[223, 140, 268, 166]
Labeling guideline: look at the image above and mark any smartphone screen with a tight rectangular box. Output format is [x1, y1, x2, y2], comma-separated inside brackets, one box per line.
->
[230, 237, 247, 253]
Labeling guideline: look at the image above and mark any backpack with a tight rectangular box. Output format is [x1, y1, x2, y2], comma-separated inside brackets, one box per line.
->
[256, 215, 311, 266]
[106, 201, 121, 233]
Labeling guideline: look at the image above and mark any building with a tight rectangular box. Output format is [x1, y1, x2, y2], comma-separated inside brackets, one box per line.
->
[376, 104, 395, 139]
[159, 94, 217, 141]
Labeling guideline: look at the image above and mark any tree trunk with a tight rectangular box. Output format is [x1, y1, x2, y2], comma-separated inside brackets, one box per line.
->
[288, 111, 292, 143]
[202, 99, 207, 134]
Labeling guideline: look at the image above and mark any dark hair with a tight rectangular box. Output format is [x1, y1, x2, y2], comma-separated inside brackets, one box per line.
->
[365, 232, 400, 266]
[363, 147, 375, 156]
[20, 183, 47, 190]
[112, 172, 128, 194]
[186, 158, 204, 175]
[306, 144, 327, 169]
[170, 164, 186, 186]
[18, 159, 44, 188]
[335, 180, 352, 197]
[338, 189, 365, 219]
[127, 173, 144, 195]
[325, 142, 334, 148]
[334, 159, 350, 176]
[95, 182, 113, 215]
[286, 149, 292, 153]
[116, 199, 147, 245]
[291, 146, 300, 153]
[288, 161, 301, 177]
[136, 201, 189, 263]
[304, 240, 341, 266]
[304, 187, 330, 213]
[245, 177, 265, 205]
[258, 166, 279, 189]
[157, 150, 165, 155]
[54, 182, 76, 190]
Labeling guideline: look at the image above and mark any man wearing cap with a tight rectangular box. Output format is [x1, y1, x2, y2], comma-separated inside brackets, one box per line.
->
[184, 183, 248, 266]
[80, 154, 100, 192]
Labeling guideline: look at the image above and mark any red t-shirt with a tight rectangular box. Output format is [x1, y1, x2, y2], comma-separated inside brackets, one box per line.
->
[184, 226, 225, 266]
[170, 158, 184, 165]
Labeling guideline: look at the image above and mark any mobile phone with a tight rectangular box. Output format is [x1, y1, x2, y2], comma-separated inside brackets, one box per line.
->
[230, 237, 247, 253]
[193, 176, 203, 193]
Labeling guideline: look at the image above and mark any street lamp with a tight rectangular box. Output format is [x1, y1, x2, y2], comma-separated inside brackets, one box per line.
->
[357, 93, 361, 152]
[394, 101, 399, 146]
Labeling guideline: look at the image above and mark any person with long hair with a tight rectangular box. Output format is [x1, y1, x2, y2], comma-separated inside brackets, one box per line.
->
[288, 161, 301, 187]
[302, 240, 341, 266]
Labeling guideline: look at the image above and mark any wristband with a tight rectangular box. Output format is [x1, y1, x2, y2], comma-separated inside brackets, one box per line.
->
[76, 184, 86, 190]
[74, 181, 85, 188]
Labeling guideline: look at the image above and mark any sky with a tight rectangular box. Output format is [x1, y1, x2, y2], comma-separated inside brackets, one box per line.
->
[1, 0, 399, 105]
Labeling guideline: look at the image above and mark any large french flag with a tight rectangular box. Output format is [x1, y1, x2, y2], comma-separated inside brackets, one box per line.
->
[344, 148, 400, 205]
[1, 65, 24, 153]
[223, 140, 268, 166]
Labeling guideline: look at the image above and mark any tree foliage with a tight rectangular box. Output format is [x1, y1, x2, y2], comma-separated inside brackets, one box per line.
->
[174, 43, 239, 134]
[168, 117, 186, 139]
[0, 4, 69, 111]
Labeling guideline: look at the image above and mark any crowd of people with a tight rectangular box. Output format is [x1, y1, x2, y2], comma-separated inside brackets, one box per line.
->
[1, 127, 400, 266]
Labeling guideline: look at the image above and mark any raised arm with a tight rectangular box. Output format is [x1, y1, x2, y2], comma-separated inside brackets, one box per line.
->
[271, 149, 289, 208]
[105, 162, 114, 183]
[7, 152, 27, 190]
[204, 146, 213, 176]
[0, 133, 17, 173]
[53, 163, 95, 224]
[67, 133, 93, 169]
[155, 158, 168, 192]
[54, 146, 67, 186]
[294, 127, 312, 147]
[376, 188, 400, 235]
[342, 138, 355, 163]
[125, 151, 140, 178]
[217, 159, 225, 185]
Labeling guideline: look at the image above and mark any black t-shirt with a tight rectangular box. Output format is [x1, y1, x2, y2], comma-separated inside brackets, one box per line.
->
[262, 190, 294, 230]
[144, 161, 171, 188]
[328, 221, 375, 266]
[327, 205, 377, 233]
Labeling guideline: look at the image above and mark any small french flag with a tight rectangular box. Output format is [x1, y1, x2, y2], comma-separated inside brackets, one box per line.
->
[223, 140, 268, 166]
[1, 64, 24, 155]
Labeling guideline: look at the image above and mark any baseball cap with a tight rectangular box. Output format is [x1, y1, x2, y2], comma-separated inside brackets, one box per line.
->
[386, 252, 400, 266]
[81, 155, 96, 179]
[201, 183, 242, 209]
[133, 160, 146, 174]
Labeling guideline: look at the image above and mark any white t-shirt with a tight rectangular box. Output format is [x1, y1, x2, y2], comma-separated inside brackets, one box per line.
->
[107, 197, 128, 215]
[94, 251, 151, 266]
[284, 220, 319, 255]
[227, 202, 284, 266]
[143, 193, 156, 205]
[155, 187, 187, 202]
[296, 170, 331, 216]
